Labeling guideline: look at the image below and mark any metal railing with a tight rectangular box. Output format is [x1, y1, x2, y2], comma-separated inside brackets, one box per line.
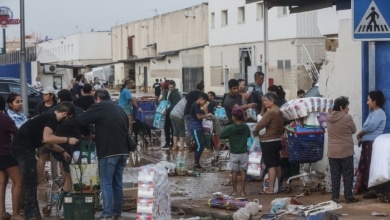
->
[0, 47, 36, 65]
[300, 44, 320, 83]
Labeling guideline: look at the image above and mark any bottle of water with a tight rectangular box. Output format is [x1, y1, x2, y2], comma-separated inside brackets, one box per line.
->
[187, 170, 200, 177]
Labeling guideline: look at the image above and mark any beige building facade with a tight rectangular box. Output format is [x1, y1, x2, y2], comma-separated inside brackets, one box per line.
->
[111, 3, 209, 93]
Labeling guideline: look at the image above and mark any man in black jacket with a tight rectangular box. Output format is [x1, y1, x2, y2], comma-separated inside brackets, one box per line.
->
[77, 89, 129, 220]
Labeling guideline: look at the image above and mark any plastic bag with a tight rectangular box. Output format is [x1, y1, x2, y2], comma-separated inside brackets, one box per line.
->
[263, 173, 279, 194]
[256, 114, 266, 136]
[202, 119, 213, 133]
[215, 107, 227, 119]
[233, 207, 250, 220]
[368, 134, 390, 188]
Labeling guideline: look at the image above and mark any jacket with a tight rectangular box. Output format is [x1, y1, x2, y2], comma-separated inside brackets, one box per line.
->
[253, 106, 284, 142]
[163, 88, 181, 113]
[219, 122, 250, 154]
[77, 101, 129, 159]
[327, 111, 356, 158]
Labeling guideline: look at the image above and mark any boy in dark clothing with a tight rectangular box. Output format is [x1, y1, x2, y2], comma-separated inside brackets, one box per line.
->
[219, 108, 250, 197]
[190, 93, 212, 170]
[184, 82, 204, 142]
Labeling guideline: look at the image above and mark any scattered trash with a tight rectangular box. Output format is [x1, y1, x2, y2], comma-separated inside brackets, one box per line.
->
[208, 198, 247, 211]
[306, 211, 339, 220]
[270, 197, 303, 215]
[187, 170, 201, 177]
[371, 212, 388, 217]
[302, 200, 342, 217]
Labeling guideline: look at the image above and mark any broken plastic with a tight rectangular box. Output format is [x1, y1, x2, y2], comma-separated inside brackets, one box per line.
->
[302, 200, 342, 217]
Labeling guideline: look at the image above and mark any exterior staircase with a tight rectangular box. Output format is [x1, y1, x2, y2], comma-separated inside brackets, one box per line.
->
[301, 44, 320, 83]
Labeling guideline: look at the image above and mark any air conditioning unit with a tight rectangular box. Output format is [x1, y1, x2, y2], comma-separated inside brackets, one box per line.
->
[44, 65, 56, 74]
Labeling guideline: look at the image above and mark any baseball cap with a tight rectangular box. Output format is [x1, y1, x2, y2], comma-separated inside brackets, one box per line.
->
[42, 87, 55, 94]
[232, 108, 244, 120]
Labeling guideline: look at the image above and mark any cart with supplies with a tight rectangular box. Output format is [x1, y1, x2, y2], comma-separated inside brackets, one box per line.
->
[66, 139, 101, 220]
[284, 126, 326, 195]
[133, 98, 161, 147]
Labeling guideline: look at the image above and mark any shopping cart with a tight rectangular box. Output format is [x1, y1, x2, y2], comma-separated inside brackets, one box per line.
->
[133, 99, 161, 148]
[284, 128, 326, 195]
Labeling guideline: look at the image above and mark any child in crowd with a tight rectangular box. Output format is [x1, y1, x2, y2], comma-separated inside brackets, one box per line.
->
[190, 93, 212, 170]
[219, 108, 250, 197]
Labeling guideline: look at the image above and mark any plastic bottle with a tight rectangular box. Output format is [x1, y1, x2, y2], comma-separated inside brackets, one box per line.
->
[187, 170, 200, 177]
[176, 152, 187, 175]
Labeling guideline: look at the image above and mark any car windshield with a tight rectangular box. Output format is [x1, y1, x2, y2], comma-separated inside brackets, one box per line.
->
[9, 82, 38, 96]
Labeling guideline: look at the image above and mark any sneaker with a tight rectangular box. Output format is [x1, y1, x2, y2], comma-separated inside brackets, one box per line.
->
[204, 148, 211, 153]
[193, 164, 206, 171]
[178, 147, 185, 151]
[345, 197, 359, 203]
[172, 146, 179, 151]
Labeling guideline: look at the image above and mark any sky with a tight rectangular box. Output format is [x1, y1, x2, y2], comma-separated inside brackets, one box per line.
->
[1, 0, 207, 39]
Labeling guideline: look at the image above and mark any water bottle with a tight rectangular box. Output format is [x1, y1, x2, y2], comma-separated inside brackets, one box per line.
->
[187, 170, 200, 177]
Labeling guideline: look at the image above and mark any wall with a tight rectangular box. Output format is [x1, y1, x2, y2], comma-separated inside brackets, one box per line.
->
[37, 32, 112, 65]
[209, 0, 324, 46]
[111, 4, 209, 62]
[314, 18, 362, 172]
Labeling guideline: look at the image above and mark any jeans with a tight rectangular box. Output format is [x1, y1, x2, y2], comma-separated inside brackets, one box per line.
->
[99, 155, 128, 219]
[11, 147, 40, 220]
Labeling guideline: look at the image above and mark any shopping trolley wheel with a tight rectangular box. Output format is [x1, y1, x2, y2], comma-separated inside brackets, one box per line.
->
[42, 206, 52, 217]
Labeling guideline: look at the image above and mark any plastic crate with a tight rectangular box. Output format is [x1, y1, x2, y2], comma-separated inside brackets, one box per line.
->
[286, 129, 325, 163]
[63, 194, 95, 220]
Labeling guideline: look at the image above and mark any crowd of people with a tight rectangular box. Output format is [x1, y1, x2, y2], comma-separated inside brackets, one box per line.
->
[0, 72, 387, 219]
[152, 73, 387, 203]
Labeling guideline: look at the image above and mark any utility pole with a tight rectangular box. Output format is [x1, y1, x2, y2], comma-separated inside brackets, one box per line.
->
[20, 0, 28, 115]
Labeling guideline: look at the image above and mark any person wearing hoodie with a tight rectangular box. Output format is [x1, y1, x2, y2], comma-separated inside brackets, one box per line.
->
[219, 108, 250, 197]
[327, 96, 359, 203]
[162, 80, 181, 149]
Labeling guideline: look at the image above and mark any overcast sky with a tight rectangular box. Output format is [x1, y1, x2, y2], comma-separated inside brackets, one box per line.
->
[2, 0, 207, 39]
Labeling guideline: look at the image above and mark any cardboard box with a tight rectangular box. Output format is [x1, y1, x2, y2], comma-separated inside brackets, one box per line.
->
[123, 187, 138, 211]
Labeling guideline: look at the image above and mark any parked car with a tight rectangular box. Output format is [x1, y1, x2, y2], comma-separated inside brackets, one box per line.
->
[0, 77, 43, 117]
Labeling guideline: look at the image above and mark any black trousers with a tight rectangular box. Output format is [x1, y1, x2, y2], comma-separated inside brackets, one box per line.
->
[329, 156, 354, 199]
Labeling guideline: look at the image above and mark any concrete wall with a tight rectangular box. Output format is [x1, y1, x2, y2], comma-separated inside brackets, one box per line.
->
[313, 18, 362, 172]
[111, 4, 208, 62]
[209, 0, 323, 46]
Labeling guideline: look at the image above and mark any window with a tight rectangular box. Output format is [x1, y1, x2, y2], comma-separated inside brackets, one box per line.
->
[277, 60, 284, 69]
[278, 6, 288, 17]
[284, 60, 291, 70]
[256, 2, 264, 20]
[211, 12, 215, 28]
[221, 10, 228, 26]
[238, 7, 245, 23]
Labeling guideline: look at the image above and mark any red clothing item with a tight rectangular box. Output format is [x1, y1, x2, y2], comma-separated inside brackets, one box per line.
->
[161, 81, 167, 91]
